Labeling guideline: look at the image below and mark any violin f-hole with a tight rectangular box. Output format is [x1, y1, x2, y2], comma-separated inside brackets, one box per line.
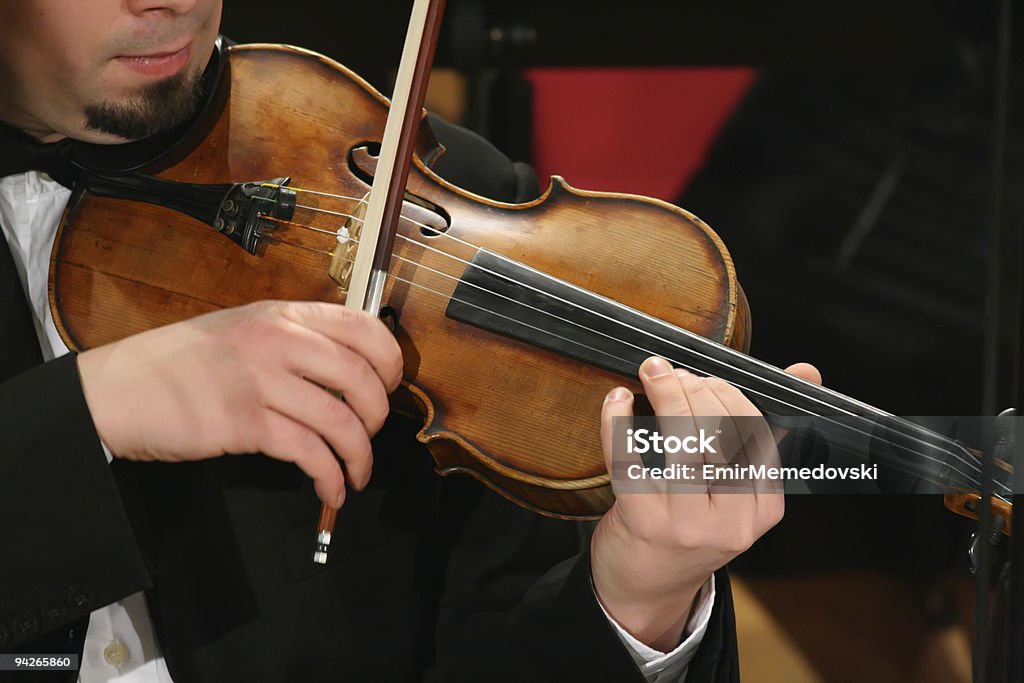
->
[348, 144, 451, 237]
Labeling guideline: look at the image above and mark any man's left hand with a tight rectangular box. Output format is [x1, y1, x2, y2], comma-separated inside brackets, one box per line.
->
[591, 356, 821, 651]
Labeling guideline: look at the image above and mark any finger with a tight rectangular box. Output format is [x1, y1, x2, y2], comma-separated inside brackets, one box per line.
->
[268, 374, 375, 490]
[674, 371, 754, 508]
[638, 361, 701, 495]
[662, 366, 718, 459]
[281, 319, 391, 434]
[704, 376, 778, 470]
[662, 368, 720, 496]
[673, 371, 735, 496]
[703, 377, 783, 522]
[280, 302, 404, 393]
[638, 357, 692, 416]
[771, 362, 823, 443]
[784, 362, 821, 386]
[258, 409, 347, 508]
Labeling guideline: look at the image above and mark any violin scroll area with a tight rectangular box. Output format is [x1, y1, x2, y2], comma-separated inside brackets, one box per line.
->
[945, 492, 1013, 537]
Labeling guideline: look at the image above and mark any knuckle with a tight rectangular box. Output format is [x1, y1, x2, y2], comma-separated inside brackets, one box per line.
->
[684, 380, 712, 401]
[319, 389, 356, 430]
[267, 299, 291, 316]
[319, 304, 382, 343]
[332, 305, 366, 330]
[320, 302, 353, 328]
[266, 412, 322, 461]
[649, 371, 680, 388]
[649, 393, 688, 415]
[229, 304, 264, 337]
[709, 377, 744, 402]
[688, 376, 712, 393]
[270, 299, 305, 322]
[704, 377, 730, 393]
[291, 421, 326, 457]
[227, 302, 283, 349]
[249, 299, 285, 321]
[671, 526, 708, 551]
[274, 300, 339, 331]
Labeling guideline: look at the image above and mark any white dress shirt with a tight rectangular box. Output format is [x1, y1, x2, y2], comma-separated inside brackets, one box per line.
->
[0, 170, 714, 682]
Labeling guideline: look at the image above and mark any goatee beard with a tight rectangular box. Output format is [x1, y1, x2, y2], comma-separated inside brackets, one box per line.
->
[84, 68, 205, 141]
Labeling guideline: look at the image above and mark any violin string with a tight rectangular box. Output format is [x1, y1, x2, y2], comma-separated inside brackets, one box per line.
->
[259, 198, 1003, 493]
[267, 203, 999, 491]
[263, 224, 1005, 497]
[261, 184, 364, 202]
[253, 192, 999, 497]
[269, 233, 990, 495]
[266, 197, 941, 459]
[261, 184, 715, 279]
[295, 203, 357, 221]
[382, 247, 1001, 494]
[263, 236, 334, 256]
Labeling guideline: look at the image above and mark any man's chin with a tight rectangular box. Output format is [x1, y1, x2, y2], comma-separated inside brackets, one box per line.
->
[83, 68, 204, 143]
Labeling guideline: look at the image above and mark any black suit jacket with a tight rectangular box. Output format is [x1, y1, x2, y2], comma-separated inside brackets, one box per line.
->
[0, 116, 739, 682]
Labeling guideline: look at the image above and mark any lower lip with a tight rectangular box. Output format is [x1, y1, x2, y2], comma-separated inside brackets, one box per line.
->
[116, 43, 192, 78]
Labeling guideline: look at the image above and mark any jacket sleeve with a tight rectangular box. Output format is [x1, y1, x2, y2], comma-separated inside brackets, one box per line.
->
[426, 114, 541, 204]
[0, 354, 151, 651]
[506, 556, 738, 683]
[422, 475, 738, 683]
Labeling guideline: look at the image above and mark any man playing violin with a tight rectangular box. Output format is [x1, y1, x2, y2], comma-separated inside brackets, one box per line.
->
[0, 0, 821, 681]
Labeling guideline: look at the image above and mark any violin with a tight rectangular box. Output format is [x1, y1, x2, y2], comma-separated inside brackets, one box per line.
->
[47, 40, 1013, 544]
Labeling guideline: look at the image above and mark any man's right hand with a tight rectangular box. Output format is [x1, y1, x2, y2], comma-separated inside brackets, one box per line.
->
[76, 301, 403, 509]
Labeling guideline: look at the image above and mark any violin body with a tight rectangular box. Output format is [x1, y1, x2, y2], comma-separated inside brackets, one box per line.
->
[50, 44, 749, 519]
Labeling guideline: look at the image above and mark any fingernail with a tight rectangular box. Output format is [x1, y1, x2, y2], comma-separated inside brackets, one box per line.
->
[335, 492, 345, 508]
[606, 387, 631, 402]
[641, 357, 673, 379]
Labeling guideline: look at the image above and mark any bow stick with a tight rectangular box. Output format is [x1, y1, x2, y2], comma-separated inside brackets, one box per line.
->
[314, 0, 448, 565]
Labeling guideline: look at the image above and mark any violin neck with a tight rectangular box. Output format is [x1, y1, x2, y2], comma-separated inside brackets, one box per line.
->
[447, 248, 981, 491]
[449, 249, 888, 419]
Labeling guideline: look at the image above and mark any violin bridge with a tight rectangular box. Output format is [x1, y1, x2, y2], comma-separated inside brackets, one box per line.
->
[328, 192, 368, 295]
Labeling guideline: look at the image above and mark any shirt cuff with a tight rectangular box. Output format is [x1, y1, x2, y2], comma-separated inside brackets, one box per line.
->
[101, 441, 114, 464]
[598, 574, 716, 682]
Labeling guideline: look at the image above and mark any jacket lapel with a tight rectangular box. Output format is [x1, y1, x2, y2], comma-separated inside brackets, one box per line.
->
[0, 225, 43, 382]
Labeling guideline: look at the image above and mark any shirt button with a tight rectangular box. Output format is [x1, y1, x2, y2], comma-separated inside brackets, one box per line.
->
[103, 639, 129, 666]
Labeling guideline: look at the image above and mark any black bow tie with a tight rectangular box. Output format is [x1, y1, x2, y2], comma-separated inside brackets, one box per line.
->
[0, 122, 81, 188]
